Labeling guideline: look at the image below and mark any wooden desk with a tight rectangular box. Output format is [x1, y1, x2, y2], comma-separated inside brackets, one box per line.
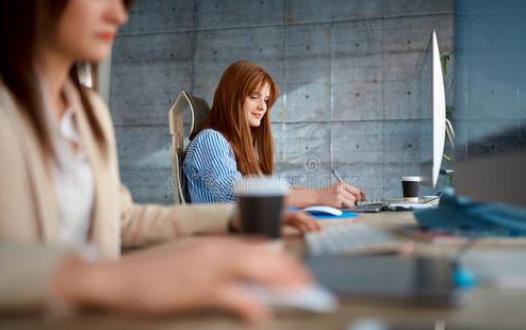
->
[2, 212, 526, 329]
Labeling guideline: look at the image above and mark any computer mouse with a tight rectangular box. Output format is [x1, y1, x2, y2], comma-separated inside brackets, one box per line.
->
[303, 206, 343, 216]
[240, 283, 338, 313]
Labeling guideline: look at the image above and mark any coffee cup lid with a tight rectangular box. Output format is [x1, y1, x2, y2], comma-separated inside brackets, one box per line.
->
[401, 176, 422, 182]
[235, 176, 289, 196]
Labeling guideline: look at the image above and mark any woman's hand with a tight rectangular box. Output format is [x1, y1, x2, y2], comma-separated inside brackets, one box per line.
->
[287, 184, 366, 209]
[283, 211, 321, 234]
[51, 238, 313, 323]
[228, 210, 321, 234]
[314, 182, 365, 209]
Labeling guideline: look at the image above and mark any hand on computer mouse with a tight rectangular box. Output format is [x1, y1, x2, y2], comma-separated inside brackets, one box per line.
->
[240, 282, 337, 313]
[51, 238, 313, 324]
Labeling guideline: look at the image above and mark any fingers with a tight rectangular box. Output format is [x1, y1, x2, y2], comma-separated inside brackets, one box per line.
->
[293, 218, 317, 233]
[329, 182, 366, 204]
[360, 190, 367, 201]
[230, 247, 313, 287]
[284, 212, 321, 232]
[326, 185, 356, 208]
[317, 187, 353, 209]
[212, 284, 271, 324]
[338, 189, 357, 208]
[340, 183, 365, 202]
[299, 212, 321, 231]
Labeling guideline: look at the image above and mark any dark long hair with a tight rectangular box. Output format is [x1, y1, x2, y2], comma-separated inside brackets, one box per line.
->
[192, 61, 279, 176]
[0, 1, 131, 160]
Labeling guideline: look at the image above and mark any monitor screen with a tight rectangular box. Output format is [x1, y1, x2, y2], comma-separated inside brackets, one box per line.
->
[416, 31, 446, 188]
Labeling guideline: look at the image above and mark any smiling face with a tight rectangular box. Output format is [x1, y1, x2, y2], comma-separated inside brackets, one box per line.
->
[44, 0, 128, 62]
[244, 82, 271, 128]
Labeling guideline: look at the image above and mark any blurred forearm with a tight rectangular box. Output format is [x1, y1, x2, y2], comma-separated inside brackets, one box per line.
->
[0, 244, 71, 312]
[286, 187, 318, 208]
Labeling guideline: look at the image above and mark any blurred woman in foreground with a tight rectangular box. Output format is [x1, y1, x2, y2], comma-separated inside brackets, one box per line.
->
[0, 0, 313, 322]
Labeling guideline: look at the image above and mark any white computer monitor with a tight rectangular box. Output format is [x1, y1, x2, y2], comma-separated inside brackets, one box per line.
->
[418, 31, 446, 188]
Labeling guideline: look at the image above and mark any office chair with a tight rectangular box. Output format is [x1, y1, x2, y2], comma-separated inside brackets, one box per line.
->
[168, 91, 210, 204]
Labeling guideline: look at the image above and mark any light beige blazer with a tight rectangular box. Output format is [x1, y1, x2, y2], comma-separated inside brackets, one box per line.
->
[0, 82, 234, 310]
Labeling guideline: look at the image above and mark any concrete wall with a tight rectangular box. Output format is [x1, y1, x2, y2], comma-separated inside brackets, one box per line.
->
[110, 0, 454, 204]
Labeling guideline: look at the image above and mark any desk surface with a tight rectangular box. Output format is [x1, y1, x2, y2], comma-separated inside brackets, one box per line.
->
[3, 212, 526, 329]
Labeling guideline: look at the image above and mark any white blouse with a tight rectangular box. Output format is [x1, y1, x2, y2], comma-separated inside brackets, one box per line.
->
[45, 80, 95, 247]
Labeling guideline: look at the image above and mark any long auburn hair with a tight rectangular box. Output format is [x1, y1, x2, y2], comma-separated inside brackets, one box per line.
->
[0, 0, 130, 160]
[192, 61, 279, 176]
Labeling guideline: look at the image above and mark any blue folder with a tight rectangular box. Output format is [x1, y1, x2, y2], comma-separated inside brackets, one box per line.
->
[414, 191, 526, 237]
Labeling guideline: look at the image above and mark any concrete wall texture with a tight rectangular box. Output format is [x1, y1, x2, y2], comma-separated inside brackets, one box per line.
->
[109, 0, 455, 204]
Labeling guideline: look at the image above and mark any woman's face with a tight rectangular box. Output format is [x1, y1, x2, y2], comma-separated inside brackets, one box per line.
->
[244, 82, 271, 128]
[45, 0, 128, 62]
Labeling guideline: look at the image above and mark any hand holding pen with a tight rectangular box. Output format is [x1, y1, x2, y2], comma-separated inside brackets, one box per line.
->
[331, 168, 367, 203]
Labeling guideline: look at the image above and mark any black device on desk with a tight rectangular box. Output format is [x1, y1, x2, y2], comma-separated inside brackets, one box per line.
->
[346, 196, 440, 213]
[306, 255, 457, 306]
[347, 202, 385, 213]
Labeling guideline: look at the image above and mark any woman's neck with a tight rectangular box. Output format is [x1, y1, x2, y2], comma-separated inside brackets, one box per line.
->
[36, 49, 73, 121]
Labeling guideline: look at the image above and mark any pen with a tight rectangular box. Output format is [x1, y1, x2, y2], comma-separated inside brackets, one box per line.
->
[331, 168, 343, 183]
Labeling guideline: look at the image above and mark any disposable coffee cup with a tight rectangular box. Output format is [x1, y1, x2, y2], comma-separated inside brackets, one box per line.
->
[234, 177, 289, 239]
[401, 176, 421, 202]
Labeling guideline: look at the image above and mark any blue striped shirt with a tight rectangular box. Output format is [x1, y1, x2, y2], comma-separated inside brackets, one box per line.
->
[183, 129, 242, 203]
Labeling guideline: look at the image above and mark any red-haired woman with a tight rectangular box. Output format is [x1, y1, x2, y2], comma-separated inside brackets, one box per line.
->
[184, 60, 366, 208]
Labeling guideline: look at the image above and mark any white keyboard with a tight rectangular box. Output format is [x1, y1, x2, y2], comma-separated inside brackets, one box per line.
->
[306, 223, 402, 256]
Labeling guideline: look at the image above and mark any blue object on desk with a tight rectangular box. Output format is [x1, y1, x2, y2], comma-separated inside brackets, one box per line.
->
[414, 191, 526, 237]
[310, 210, 359, 220]
[453, 265, 477, 289]
[290, 208, 359, 220]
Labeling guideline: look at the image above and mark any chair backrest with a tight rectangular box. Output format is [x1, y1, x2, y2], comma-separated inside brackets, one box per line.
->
[168, 91, 210, 204]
